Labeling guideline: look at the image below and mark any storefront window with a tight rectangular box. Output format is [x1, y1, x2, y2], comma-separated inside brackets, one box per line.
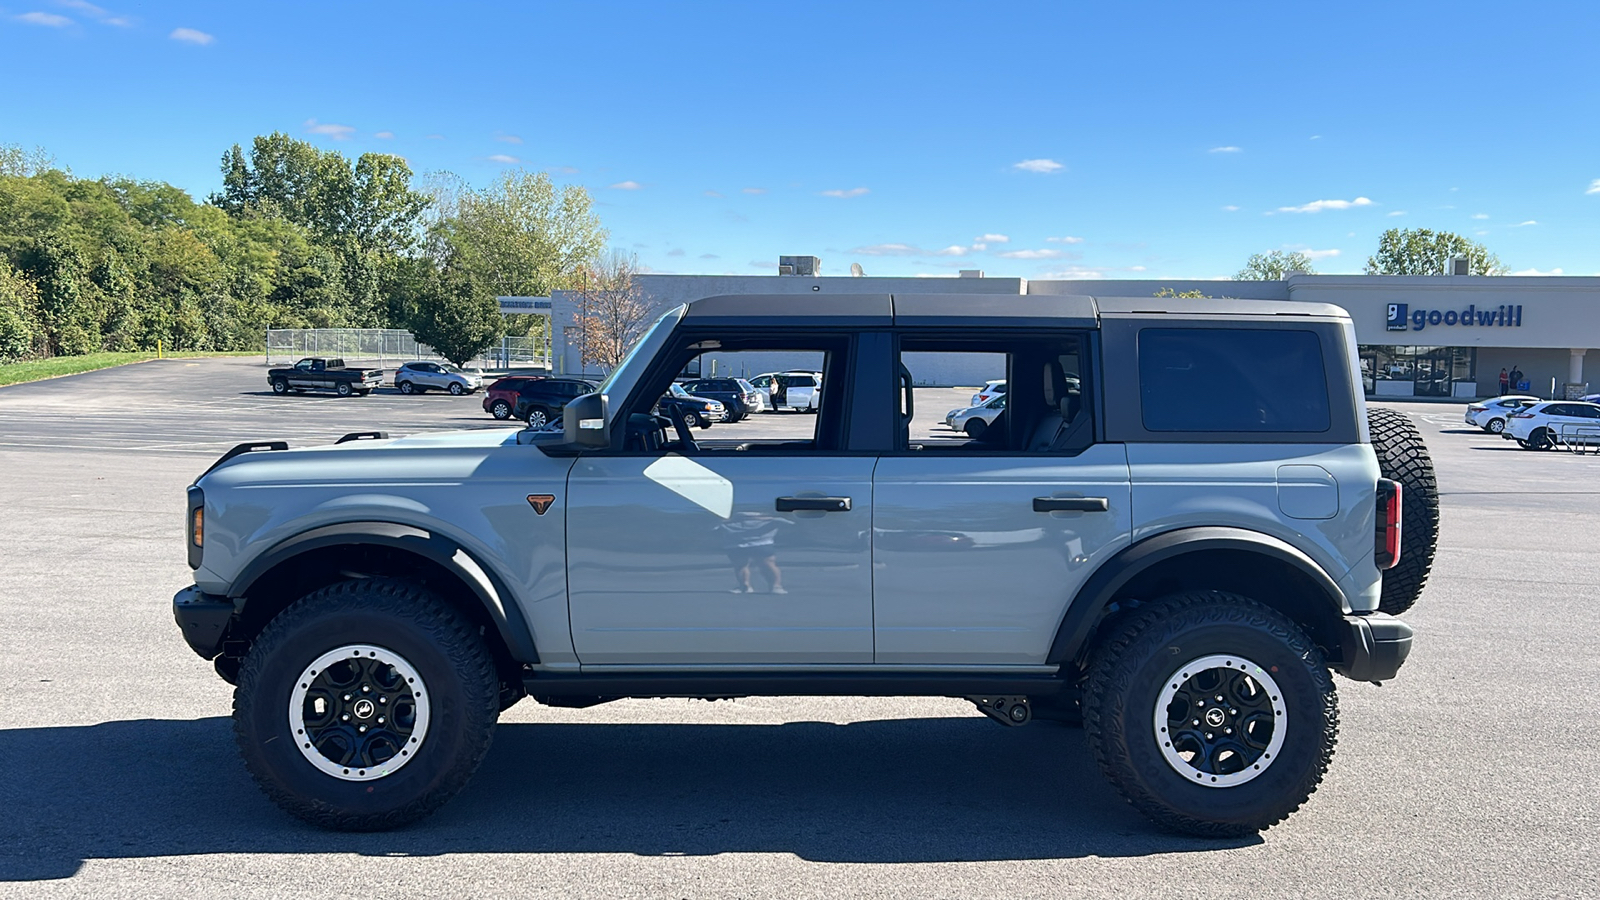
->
[1359, 346, 1475, 397]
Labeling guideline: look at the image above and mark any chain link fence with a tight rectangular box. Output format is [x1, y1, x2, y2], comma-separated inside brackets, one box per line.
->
[266, 329, 550, 371]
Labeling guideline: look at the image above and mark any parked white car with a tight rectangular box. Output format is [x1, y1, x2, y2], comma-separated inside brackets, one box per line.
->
[970, 379, 1006, 407]
[1465, 395, 1540, 434]
[749, 371, 820, 412]
[946, 393, 1007, 437]
[1503, 400, 1600, 449]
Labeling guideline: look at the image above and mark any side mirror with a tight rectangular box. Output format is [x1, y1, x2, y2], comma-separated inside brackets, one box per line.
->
[564, 392, 610, 448]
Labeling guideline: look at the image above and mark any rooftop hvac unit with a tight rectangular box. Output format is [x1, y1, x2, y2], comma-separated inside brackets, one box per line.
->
[1449, 257, 1470, 275]
[958, 269, 984, 278]
[778, 255, 820, 276]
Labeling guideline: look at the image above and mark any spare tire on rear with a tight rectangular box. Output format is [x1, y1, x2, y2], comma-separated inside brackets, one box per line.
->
[1367, 408, 1439, 615]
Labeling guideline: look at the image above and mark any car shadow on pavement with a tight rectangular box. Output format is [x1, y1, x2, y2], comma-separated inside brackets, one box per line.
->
[0, 716, 1256, 881]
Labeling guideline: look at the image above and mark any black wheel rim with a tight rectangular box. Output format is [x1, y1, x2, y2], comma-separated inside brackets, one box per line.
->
[291, 644, 430, 781]
[1155, 655, 1286, 787]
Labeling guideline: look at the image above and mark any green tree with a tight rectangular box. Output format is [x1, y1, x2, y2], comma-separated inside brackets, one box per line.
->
[1365, 228, 1507, 275]
[1154, 287, 1211, 299]
[439, 170, 606, 298]
[0, 259, 38, 360]
[406, 267, 503, 366]
[1237, 250, 1318, 280]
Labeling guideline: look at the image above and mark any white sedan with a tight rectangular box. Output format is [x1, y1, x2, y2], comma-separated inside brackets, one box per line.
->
[1465, 395, 1540, 434]
[1503, 400, 1600, 449]
[946, 393, 1007, 437]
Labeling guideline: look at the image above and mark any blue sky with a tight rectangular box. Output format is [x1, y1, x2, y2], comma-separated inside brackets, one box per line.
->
[3, 0, 1598, 280]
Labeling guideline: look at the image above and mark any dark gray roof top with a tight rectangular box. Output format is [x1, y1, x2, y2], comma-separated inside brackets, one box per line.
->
[680, 293, 1349, 327]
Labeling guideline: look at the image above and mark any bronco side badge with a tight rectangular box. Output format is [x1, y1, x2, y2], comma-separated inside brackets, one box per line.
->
[526, 494, 555, 515]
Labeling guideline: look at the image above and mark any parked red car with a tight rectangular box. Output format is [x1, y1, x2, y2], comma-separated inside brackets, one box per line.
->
[482, 376, 544, 419]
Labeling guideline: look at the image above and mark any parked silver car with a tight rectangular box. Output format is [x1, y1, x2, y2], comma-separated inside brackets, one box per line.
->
[394, 361, 483, 396]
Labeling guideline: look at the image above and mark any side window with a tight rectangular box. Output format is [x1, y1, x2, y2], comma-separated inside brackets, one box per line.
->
[898, 335, 1088, 453]
[623, 342, 838, 453]
[1138, 328, 1330, 433]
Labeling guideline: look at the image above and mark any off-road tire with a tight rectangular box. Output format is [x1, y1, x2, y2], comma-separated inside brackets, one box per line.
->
[1083, 591, 1339, 837]
[233, 578, 499, 831]
[1367, 408, 1438, 615]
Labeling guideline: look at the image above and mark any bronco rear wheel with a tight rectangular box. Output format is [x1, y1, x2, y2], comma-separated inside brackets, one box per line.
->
[1367, 408, 1438, 615]
[233, 578, 499, 831]
[1084, 591, 1338, 837]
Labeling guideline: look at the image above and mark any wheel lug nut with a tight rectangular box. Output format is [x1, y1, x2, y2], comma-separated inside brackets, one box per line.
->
[343, 694, 351, 701]
[1205, 733, 1214, 739]
[379, 697, 387, 704]
[358, 725, 367, 733]
[1225, 728, 1233, 734]
[341, 714, 350, 721]
[377, 716, 386, 724]
[1192, 719, 1200, 726]
[362, 685, 371, 693]
[1215, 695, 1223, 702]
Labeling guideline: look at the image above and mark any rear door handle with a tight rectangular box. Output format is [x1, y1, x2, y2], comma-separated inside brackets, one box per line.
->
[776, 496, 852, 512]
[1033, 497, 1109, 513]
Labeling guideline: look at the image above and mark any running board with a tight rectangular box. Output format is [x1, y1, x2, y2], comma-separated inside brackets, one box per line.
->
[520, 670, 1068, 700]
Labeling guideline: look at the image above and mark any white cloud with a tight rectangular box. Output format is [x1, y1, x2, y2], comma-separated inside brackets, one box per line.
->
[703, 190, 723, 198]
[1276, 196, 1373, 213]
[741, 187, 766, 195]
[1510, 267, 1564, 276]
[1302, 248, 1341, 260]
[486, 154, 520, 164]
[1387, 210, 1406, 217]
[1471, 213, 1489, 220]
[998, 249, 1066, 260]
[102, 15, 128, 25]
[1513, 220, 1538, 227]
[304, 119, 354, 140]
[17, 11, 72, 25]
[1221, 205, 1240, 212]
[169, 26, 213, 45]
[1046, 235, 1084, 243]
[820, 187, 869, 198]
[374, 131, 394, 139]
[1588, 179, 1600, 195]
[977, 233, 1009, 243]
[495, 134, 522, 144]
[1310, 135, 1322, 140]
[1209, 146, 1242, 153]
[1012, 158, 1063, 174]
[610, 180, 642, 190]
[851, 243, 921, 257]
[1475, 230, 1490, 236]
[57, 0, 105, 13]
[935, 245, 969, 257]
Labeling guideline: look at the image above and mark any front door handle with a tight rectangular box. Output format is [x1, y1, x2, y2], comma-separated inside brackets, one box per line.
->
[1033, 497, 1109, 513]
[776, 496, 852, 513]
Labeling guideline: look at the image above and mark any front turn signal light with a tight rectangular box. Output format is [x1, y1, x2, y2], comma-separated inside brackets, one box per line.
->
[192, 507, 204, 547]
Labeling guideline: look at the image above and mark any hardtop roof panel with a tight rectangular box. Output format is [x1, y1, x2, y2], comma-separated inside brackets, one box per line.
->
[681, 293, 894, 326]
[1093, 295, 1350, 319]
[890, 293, 1097, 328]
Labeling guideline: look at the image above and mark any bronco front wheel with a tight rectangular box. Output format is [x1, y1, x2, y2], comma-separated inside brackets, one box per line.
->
[1084, 591, 1338, 837]
[233, 578, 500, 830]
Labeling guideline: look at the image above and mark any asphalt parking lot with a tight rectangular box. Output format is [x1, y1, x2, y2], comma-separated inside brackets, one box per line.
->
[0, 358, 1596, 898]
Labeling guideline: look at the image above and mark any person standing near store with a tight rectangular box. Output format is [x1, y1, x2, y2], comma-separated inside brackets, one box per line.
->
[1510, 365, 1524, 393]
[1499, 367, 1510, 395]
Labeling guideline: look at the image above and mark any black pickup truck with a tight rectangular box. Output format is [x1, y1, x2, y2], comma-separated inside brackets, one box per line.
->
[267, 358, 383, 397]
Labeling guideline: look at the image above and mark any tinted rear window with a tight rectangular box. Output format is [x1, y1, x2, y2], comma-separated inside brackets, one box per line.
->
[1139, 328, 1330, 433]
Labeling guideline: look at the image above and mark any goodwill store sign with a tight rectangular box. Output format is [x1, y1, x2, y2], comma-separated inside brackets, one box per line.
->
[1387, 302, 1523, 333]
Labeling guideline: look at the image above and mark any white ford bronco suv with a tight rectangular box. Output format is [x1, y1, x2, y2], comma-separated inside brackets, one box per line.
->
[172, 293, 1437, 836]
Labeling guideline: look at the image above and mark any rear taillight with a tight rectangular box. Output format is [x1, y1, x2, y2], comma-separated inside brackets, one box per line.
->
[1375, 479, 1402, 570]
[1467, 405, 1486, 412]
[1511, 413, 1535, 419]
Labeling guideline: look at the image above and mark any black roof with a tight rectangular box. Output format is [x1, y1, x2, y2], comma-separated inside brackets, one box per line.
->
[680, 293, 1348, 328]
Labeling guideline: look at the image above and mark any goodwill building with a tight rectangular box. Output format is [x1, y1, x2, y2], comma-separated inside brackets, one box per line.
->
[530, 264, 1600, 400]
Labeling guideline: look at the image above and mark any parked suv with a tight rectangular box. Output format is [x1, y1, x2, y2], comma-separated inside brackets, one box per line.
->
[394, 361, 482, 395]
[173, 293, 1436, 837]
[511, 378, 599, 427]
[682, 377, 761, 422]
[750, 371, 820, 412]
[482, 376, 542, 420]
[1503, 400, 1600, 449]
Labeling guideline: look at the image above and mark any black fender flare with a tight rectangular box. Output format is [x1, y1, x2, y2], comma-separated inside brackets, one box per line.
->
[1045, 526, 1349, 666]
[230, 521, 539, 662]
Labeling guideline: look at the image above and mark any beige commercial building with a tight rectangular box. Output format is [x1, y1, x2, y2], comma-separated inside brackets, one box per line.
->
[526, 266, 1600, 399]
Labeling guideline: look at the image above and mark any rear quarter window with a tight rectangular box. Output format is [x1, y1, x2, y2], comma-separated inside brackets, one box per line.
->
[1139, 328, 1331, 433]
